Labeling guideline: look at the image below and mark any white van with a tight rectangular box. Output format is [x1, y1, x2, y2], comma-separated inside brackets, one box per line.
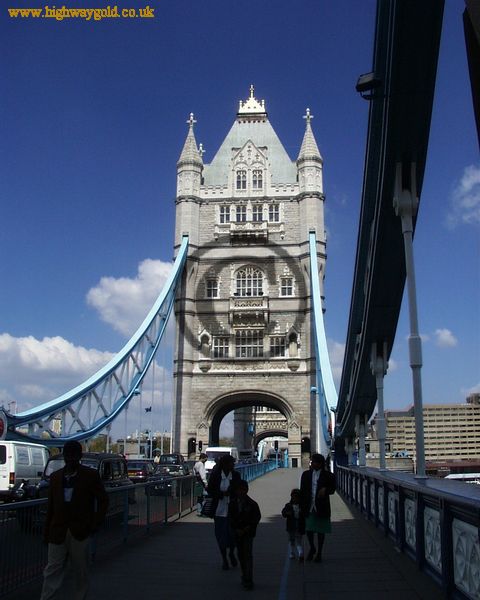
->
[204, 447, 239, 473]
[0, 441, 49, 501]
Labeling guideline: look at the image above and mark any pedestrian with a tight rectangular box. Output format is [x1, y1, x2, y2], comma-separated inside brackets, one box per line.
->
[207, 453, 241, 570]
[281, 488, 305, 561]
[193, 452, 208, 515]
[299, 453, 335, 563]
[40, 440, 109, 600]
[229, 479, 261, 590]
[153, 449, 161, 464]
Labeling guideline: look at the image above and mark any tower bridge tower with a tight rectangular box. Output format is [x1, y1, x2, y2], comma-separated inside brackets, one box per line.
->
[173, 87, 326, 464]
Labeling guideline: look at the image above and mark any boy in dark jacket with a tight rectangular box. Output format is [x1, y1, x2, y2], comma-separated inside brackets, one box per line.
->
[281, 488, 306, 561]
[229, 479, 261, 590]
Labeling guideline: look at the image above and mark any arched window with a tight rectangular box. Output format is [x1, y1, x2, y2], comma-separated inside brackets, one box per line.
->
[236, 170, 247, 190]
[235, 267, 263, 297]
[252, 170, 263, 190]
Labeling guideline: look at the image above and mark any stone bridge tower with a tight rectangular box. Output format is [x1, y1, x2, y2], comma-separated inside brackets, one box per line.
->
[173, 87, 326, 464]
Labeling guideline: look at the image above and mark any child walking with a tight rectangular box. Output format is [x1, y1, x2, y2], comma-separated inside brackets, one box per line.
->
[281, 488, 305, 561]
[229, 479, 261, 590]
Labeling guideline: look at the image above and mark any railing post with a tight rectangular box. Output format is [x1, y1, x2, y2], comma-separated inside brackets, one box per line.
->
[393, 162, 426, 478]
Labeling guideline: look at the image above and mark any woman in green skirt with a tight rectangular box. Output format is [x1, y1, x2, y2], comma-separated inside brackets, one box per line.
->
[300, 453, 336, 562]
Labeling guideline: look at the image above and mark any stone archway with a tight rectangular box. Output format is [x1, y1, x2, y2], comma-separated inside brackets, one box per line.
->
[196, 390, 302, 465]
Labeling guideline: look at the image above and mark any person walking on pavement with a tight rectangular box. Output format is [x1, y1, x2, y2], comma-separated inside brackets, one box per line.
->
[40, 440, 109, 600]
[229, 479, 261, 590]
[207, 453, 241, 570]
[300, 453, 335, 563]
[193, 452, 208, 515]
[281, 488, 306, 561]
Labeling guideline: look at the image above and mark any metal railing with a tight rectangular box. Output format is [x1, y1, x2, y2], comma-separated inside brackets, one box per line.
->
[336, 465, 480, 600]
[0, 462, 279, 598]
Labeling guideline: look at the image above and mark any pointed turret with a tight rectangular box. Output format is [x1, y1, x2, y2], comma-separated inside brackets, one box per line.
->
[177, 113, 203, 197]
[297, 108, 323, 194]
[297, 108, 322, 163]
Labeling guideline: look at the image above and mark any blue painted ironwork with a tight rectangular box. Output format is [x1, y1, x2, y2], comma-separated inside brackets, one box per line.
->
[4, 236, 189, 445]
[309, 231, 338, 451]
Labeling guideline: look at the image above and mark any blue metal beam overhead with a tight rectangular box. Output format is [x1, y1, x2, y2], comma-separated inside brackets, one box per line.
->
[335, 0, 444, 441]
[309, 231, 338, 453]
[2, 236, 189, 446]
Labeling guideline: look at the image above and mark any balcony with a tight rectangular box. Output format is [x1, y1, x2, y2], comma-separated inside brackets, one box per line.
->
[229, 295, 269, 325]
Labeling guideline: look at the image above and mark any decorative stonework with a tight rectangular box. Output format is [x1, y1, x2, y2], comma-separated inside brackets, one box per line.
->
[370, 482, 376, 517]
[452, 518, 480, 599]
[388, 491, 397, 534]
[404, 498, 416, 550]
[378, 487, 384, 524]
[424, 507, 442, 573]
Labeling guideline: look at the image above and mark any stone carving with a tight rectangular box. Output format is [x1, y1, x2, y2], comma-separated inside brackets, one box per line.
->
[404, 498, 416, 550]
[452, 518, 480, 599]
[387, 491, 397, 534]
[424, 507, 442, 573]
[378, 487, 384, 524]
[370, 482, 375, 517]
[211, 360, 288, 371]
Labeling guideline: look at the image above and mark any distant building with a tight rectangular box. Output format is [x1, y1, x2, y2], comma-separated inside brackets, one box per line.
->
[370, 394, 480, 466]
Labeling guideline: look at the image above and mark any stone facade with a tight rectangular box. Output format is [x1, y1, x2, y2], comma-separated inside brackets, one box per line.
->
[172, 89, 327, 463]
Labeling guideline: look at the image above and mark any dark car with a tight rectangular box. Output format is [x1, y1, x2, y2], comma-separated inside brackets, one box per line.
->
[154, 463, 192, 496]
[39, 453, 134, 512]
[126, 459, 157, 484]
[157, 453, 185, 465]
[17, 452, 134, 532]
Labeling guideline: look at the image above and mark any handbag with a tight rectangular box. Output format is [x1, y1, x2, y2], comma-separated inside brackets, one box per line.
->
[200, 496, 216, 518]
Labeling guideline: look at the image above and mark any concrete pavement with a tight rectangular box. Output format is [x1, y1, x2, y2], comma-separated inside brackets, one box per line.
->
[7, 468, 444, 599]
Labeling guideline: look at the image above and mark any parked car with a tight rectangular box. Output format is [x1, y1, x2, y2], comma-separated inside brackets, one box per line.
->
[127, 459, 157, 484]
[154, 463, 192, 497]
[157, 453, 184, 465]
[17, 452, 134, 532]
[0, 441, 49, 502]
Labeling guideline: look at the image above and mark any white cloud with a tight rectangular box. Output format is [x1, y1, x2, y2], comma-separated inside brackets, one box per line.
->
[86, 259, 173, 336]
[434, 328, 458, 348]
[0, 333, 114, 411]
[327, 339, 345, 386]
[448, 164, 480, 227]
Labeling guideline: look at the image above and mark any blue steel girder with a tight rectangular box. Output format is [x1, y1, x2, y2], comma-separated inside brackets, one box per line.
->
[309, 232, 338, 452]
[3, 236, 189, 446]
[335, 0, 444, 441]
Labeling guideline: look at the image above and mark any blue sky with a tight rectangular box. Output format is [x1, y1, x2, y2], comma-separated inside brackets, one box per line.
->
[0, 1, 478, 438]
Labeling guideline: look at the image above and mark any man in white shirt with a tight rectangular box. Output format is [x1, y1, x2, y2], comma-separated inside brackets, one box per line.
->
[193, 453, 208, 514]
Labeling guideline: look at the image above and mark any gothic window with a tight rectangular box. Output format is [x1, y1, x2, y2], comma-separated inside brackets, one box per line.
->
[268, 203, 280, 222]
[235, 267, 263, 297]
[236, 170, 247, 190]
[235, 329, 264, 358]
[212, 337, 229, 358]
[252, 204, 263, 222]
[270, 336, 286, 357]
[236, 205, 247, 222]
[280, 277, 293, 296]
[206, 278, 219, 298]
[219, 206, 230, 224]
[252, 170, 263, 190]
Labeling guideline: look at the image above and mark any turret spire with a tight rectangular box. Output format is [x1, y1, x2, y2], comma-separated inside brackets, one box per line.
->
[177, 112, 203, 166]
[297, 108, 322, 163]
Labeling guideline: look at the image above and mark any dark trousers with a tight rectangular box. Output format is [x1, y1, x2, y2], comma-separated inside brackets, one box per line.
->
[235, 534, 254, 584]
[214, 516, 235, 552]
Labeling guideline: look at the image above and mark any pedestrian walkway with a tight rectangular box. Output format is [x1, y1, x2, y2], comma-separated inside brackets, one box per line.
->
[8, 469, 444, 599]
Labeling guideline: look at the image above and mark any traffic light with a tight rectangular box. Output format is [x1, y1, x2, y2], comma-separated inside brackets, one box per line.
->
[274, 440, 279, 451]
[198, 440, 203, 451]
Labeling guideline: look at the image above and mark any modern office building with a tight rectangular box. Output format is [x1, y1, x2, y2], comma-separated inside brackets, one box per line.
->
[370, 393, 480, 464]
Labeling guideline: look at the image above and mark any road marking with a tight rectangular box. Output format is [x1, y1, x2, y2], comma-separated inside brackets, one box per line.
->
[278, 548, 290, 600]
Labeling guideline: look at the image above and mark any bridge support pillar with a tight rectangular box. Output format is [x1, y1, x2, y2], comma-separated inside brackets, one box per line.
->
[356, 414, 367, 467]
[371, 342, 388, 470]
[393, 163, 426, 478]
[346, 438, 355, 466]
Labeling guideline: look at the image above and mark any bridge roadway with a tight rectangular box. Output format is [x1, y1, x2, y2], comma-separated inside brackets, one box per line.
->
[9, 469, 444, 600]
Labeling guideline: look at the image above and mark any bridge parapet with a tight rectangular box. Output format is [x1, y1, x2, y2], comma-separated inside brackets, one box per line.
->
[337, 466, 480, 600]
